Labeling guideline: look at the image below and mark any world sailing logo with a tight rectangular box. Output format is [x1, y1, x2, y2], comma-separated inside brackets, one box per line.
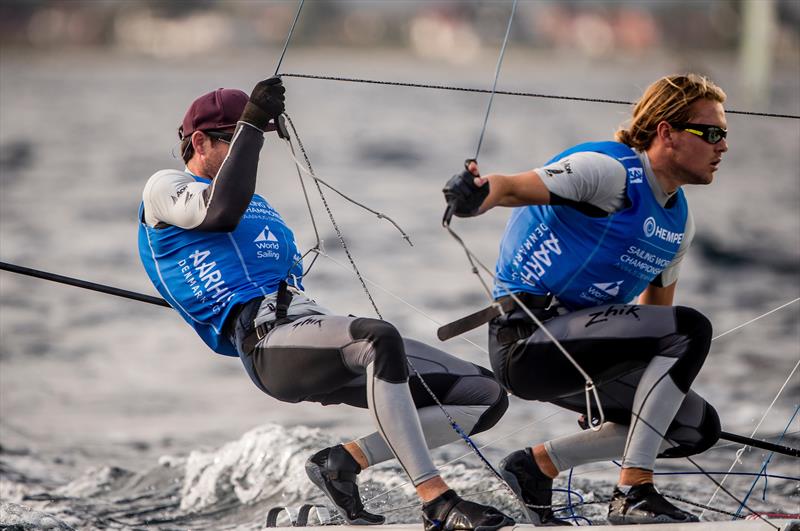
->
[580, 280, 624, 303]
[254, 224, 280, 260]
[254, 224, 278, 242]
[592, 281, 623, 297]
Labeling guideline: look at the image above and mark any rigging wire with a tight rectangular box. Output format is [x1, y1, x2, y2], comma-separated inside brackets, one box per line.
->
[278, 73, 800, 121]
[425, 1, 792, 522]
[734, 405, 800, 519]
[266, 1, 531, 499]
[359, 411, 563, 509]
[279, 110, 531, 516]
[595, 383, 782, 529]
[2, 0, 797, 518]
[474, 0, 518, 160]
[712, 298, 799, 341]
[312, 249, 488, 354]
[281, 113, 385, 318]
[701, 356, 800, 518]
[4, 257, 796, 457]
[280, 128, 413, 247]
[273, 0, 305, 76]
[441, 0, 606, 433]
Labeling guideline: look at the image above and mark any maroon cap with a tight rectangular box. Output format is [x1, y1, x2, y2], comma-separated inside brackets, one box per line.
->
[178, 88, 248, 139]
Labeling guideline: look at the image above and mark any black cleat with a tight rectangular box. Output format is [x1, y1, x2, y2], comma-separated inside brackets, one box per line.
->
[305, 445, 385, 525]
[607, 483, 699, 525]
[422, 490, 514, 531]
[499, 449, 570, 526]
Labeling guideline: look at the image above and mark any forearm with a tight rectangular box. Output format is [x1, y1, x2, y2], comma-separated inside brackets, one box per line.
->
[638, 282, 677, 306]
[196, 122, 264, 232]
[479, 170, 551, 213]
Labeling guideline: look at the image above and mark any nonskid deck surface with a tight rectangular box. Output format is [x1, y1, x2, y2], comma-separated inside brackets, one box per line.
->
[264, 520, 798, 531]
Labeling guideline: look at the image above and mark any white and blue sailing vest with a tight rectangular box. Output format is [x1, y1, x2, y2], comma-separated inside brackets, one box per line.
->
[138, 175, 304, 356]
[493, 141, 688, 310]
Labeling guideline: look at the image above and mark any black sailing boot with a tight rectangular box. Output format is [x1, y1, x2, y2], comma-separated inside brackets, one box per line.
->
[607, 483, 699, 525]
[305, 445, 385, 525]
[422, 489, 514, 531]
[499, 449, 570, 526]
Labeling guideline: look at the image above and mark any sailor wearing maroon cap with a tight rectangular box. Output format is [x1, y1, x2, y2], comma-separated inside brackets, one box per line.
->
[137, 78, 513, 530]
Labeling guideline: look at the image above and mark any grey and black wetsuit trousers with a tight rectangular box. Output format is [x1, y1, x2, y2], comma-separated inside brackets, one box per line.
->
[489, 302, 719, 471]
[231, 306, 508, 486]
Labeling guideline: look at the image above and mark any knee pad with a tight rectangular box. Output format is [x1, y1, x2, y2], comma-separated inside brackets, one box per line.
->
[350, 318, 408, 383]
[669, 306, 713, 392]
[659, 401, 721, 458]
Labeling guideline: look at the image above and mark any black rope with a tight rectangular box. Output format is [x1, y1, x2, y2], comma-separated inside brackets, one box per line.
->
[279, 73, 800, 120]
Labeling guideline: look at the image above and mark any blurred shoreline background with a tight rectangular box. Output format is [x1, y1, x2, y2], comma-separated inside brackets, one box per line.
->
[1, 0, 799, 104]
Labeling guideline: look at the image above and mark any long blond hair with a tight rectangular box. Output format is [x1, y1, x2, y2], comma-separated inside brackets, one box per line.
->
[615, 74, 726, 150]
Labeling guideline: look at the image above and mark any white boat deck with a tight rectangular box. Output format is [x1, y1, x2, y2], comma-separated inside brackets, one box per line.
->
[265, 520, 798, 530]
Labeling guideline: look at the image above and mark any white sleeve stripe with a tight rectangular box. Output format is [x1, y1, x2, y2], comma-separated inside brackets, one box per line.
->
[227, 232, 269, 297]
[203, 122, 259, 208]
[144, 227, 222, 333]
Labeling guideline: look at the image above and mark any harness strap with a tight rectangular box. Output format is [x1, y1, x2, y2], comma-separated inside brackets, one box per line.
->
[241, 281, 295, 353]
[437, 292, 553, 341]
[275, 280, 291, 320]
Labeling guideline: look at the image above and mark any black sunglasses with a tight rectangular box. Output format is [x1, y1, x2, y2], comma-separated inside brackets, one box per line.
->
[204, 130, 234, 144]
[671, 122, 727, 145]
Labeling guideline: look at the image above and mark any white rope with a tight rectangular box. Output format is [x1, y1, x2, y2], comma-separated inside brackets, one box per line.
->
[314, 249, 487, 354]
[281, 137, 412, 245]
[280, 111, 531, 514]
[442, 229, 606, 430]
[712, 297, 799, 341]
[700, 356, 800, 517]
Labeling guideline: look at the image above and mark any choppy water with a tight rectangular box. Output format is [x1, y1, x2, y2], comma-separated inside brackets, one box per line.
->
[1, 48, 798, 529]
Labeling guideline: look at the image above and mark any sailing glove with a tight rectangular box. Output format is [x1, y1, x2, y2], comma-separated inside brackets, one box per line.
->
[442, 158, 489, 223]
[240, 77, 286, 132]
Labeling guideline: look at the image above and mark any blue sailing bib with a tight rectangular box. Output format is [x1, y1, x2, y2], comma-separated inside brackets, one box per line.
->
[138, 175, 304, 356]
[493, 142, 688, 310]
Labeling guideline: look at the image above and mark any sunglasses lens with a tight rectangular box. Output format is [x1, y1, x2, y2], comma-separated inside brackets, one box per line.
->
[707, 129, 722, 144]
[204, 130, 233, 143]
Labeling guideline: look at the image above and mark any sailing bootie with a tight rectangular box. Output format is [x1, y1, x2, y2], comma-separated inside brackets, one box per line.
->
[607, 483, 699, 525]
[499, 449, 570, 526]
[422, 489, 514, 531]
[305, 445, 385, 525]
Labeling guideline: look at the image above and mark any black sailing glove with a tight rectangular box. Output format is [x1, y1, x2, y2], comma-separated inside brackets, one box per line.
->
[442, 158, 489, 225]
[240, 77, 286, 132]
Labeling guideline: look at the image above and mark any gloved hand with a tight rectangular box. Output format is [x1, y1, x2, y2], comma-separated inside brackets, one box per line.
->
[442, 159, 489, 225]
[240, 77, 286, 132]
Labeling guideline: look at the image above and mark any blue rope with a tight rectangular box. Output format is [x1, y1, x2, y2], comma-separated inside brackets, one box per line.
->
[734, 404, 800, 519]
[560, 468, 589, 525]
[566, 469, 578, 523]
[654, 471, 798, 481]
[608, 460, 798, 482]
